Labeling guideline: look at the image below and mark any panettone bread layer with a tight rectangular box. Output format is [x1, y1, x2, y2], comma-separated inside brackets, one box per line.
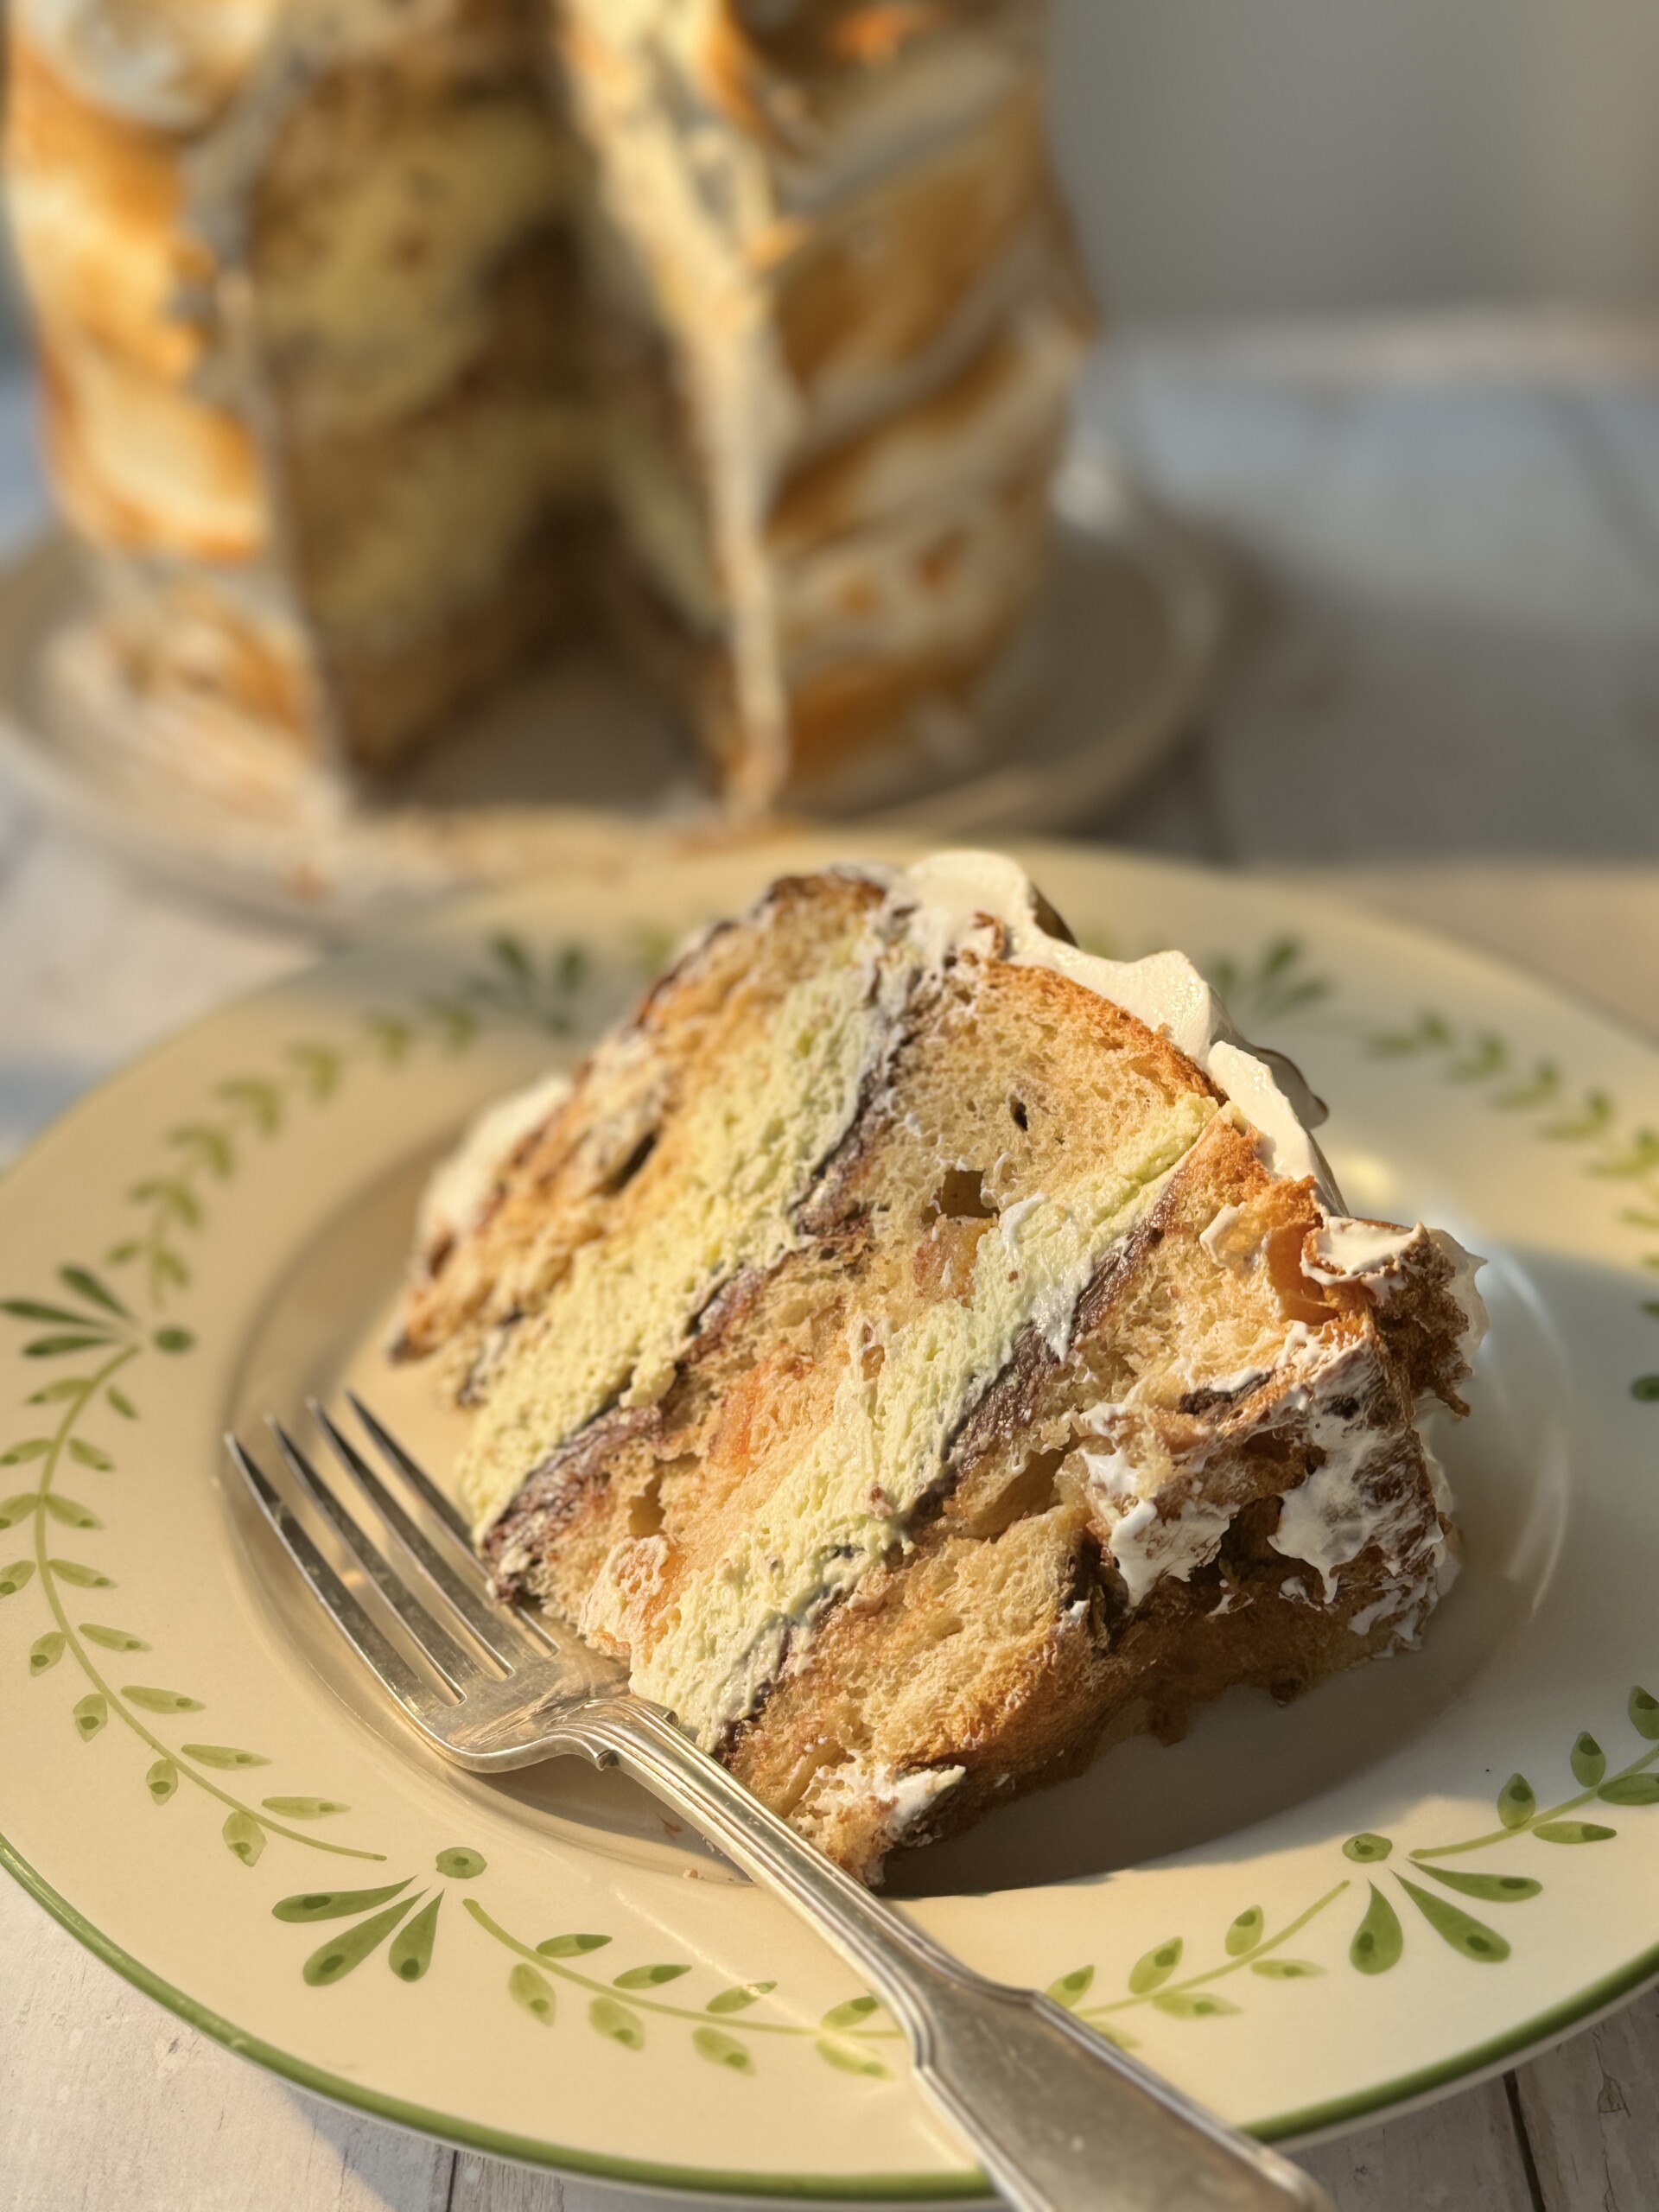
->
[399, 857, 1484, 1883]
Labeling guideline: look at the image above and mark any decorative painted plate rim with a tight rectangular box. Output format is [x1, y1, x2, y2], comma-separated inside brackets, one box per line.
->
[3, 836, 1659, 2200]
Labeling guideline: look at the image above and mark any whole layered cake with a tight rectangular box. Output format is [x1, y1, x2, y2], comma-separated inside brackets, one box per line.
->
[7, 1, 1091, 808]
[398, 855, 1487, 1883]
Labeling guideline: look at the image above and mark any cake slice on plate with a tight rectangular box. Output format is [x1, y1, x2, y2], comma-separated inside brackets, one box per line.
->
[397, 855, 1485, 1883]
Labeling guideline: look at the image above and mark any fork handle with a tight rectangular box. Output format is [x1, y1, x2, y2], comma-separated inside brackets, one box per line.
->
[570, 1700, 1329, 2212]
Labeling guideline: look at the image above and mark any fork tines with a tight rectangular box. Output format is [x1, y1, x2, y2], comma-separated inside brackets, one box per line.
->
[226, 1399, 551, 1726]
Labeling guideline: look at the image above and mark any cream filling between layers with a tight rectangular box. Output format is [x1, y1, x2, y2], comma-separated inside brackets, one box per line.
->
[460, 938, 912, 1535]
[621, 1090, 1215, 1746]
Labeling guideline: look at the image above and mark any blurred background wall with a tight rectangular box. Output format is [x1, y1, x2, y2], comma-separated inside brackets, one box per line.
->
[1052, 0, 1659, 318]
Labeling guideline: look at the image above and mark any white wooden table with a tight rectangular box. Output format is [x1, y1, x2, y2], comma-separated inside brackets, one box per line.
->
[5, 318, 1659, 2209]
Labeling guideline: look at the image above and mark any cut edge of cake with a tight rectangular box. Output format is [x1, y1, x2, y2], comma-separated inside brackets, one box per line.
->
[397, 852, 1486, 1881]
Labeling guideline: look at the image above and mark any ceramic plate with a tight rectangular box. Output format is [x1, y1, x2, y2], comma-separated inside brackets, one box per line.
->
[0, 451, 1223, 930]
[4, 837, 1659, 2202]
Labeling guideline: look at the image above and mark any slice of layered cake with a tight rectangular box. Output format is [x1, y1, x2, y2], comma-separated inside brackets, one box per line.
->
[7, 1, 1090, 809]
[562, 0, 1093, 804]
[398, 855, 1485, 1882]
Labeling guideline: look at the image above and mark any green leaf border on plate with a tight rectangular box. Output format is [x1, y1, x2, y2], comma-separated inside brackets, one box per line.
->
[4, 918, 1658, 2096]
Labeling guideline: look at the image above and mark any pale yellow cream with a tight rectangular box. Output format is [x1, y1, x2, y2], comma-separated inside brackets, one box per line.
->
[630, 1091, 1215, 1743]
[458, 940, 903, 1532]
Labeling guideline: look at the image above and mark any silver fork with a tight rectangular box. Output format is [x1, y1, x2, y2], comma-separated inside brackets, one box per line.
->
[227, 1398, 1331, 2212]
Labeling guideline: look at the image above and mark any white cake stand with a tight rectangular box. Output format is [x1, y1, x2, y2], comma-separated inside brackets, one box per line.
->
[0, 446, 1225, 930]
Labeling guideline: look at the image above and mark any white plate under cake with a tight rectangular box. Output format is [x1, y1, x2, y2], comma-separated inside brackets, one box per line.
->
[1, 840, 1655, 2196]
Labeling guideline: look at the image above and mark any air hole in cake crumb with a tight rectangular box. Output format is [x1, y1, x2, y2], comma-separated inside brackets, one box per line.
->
[602, 1128, 658, 1196]
[963, 1446, 1067, 1538]
[627, 1475, 665, 1540]
[1267, 1224, 1333, 1325]
[1009, 1097, 1030, 1131]
[778, 1741, 849, 1817]
[931, 1168, 997, 1221]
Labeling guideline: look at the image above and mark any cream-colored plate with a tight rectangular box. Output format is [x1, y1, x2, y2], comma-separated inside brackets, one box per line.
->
[0, 451, 1223, 930]
[3, 837, 1658, 2202]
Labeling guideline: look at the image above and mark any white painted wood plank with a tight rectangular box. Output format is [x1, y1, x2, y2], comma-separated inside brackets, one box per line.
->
[1512, 1984, 1659, 2212]
[1294, 2078, 1535, 2212]
[1085, 340, 1659, 868]
[452, 2158, 784, 2211]
[450, 2152, 567, 2209]
[0, 823, 310, 1166]
[0, 1877, 454, 2212]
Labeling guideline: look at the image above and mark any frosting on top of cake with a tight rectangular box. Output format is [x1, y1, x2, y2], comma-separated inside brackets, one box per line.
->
[869, 849, 1337, 1196]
